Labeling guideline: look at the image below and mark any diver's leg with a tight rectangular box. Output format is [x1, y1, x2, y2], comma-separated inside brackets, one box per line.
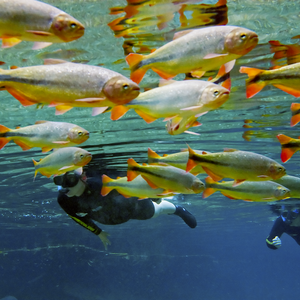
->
[152, 200, 197, 228]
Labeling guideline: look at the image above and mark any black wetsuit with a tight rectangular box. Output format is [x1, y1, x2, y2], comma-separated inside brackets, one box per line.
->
[266, 212, 300, 250]
[57, 177, 155, 235]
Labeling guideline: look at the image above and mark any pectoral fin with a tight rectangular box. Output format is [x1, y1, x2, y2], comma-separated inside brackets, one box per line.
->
[1, 37, 22, 48]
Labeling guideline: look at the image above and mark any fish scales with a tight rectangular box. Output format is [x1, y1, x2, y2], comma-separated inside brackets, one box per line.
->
[0, 62, 140, 109]
[0, 0, 84, 48]
[138, 26, 235, 70]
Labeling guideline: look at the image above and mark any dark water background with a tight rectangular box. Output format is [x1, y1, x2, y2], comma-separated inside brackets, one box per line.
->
[1, 0, 300, 299]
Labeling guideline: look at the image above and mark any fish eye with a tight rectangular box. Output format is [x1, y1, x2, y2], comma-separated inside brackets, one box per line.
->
[78, 131, 83, 136]
[240, 33, 247, 40]
[213, 90, 219, 96]
[123, 83, 129, 90]
[70, 23, 77, 29]
[80, 154, 84, 158]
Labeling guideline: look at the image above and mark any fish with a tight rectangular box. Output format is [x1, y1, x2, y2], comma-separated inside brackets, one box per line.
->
[276, 134, 300, 162]
[165, 114, 202, 135]
[269, 40, 300, 66]
[239, 62, 300, 98]
[186, 146, 286, 185]
[273, 175, 300, 198]
[127, 158, 204, 194]
[290, 103, 300, 126]
[0, 60, 140, 115]
[0, 0, 85, 49]
[126, 25, 258, 83]
[110, 67, 230, 123]
[0, 121, 89, 152]
[101, 174, 174, 199]
[147, 147, 206, 175]
[33, 147, 92, 179]
[203, 177, 290, 202]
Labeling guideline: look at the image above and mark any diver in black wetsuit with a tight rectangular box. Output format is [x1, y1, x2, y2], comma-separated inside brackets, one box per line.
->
[54, 171, 197, 250]
[266, 204, 300, 250]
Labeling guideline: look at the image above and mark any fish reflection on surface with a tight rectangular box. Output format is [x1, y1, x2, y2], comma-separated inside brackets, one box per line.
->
[108, 0, 228, 55]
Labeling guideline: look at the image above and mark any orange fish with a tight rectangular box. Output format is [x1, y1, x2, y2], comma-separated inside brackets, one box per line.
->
[276, 134, 300, 162]
[187, 146, 286, 186]
[126, 25, 258, 83]
[240, 62, 300, 98]
[0, 0, 85, 49]
[203, 176, 290, 202]
[0, 121, 89, 152]
[0, 60, 140, 115]
[33, 147, 92, 179]
[127, 158, 204, 194]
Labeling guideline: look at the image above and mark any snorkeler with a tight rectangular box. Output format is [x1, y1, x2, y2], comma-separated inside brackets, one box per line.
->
[266, 204, 300, 250]
[53, 170, 197, 250]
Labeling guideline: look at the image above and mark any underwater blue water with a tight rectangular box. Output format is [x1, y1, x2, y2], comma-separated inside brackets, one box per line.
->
[1, 0, 300, 299]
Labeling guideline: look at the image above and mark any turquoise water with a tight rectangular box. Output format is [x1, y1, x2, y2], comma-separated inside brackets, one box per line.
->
[1, 0, 300, 299]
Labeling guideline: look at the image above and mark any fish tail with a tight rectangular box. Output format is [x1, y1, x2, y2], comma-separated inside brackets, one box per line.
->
[211, 64, 231, 91]
[0, 124, 10, 149]
[290, 103, 300, 126]
[101, 174, 114, 196]
[186, 144, 199, 173]
[110, 105, 130, 120]
[276, 134, 293, 146]
[203, 176, 217, 198]
[127, 158, 140, 181]
[239, 66, 266, 98]
[147, 148, 162, 163]
[32, 159, 39, 181]
[276, 134, 298, 162]
[126, 53, 147, 84]
[0, 137, 9, 150]
[280, 148, 297, 163]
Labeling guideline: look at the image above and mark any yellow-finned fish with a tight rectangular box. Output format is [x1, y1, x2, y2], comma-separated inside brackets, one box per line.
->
[0, 60, 140, 115]
[165, 114, 202, 135]
[240, 62, 300, 98]
[147, 147, 206, 175]
[126, 25, 258, 83]
[290, 103, 300, 127]
[273, 175, 300, 198]
[0, 0, 85, 49]
[110, 69, 230, 123]
[101, 174, 174, 199]
[33, 147, 92, 179]
[127, 158, 204, 194]
[186, 146, 286, 186]
[0, 121, 89, 152]
[203, 176, 290, 202]
[276, 134, 300, 163]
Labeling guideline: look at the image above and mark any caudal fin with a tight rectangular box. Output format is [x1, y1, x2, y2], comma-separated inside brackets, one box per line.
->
[186, 145, 199, 173]
[147, 148, 162, 163]
[101, 174, 114, 196]
[290, 103, 300, 126]
[126, 53, 147, 84]
[277, 134, 293, 145]
[0, 124, 10, 149]
[277, 134, 298, 162]
[202, 177, 217, 198]
[239, 66, 266, 98]
[127, 158, 141, 181]
[110, 105, 130, 120]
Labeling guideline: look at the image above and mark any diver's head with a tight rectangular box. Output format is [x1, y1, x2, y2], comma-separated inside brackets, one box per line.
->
[53, 172, 81, 188]
[54, 171, 86, 197]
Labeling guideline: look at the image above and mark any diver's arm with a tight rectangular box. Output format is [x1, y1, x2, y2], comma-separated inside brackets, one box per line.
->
[266, 217, 285, 250]
[57, 192, 102, 235]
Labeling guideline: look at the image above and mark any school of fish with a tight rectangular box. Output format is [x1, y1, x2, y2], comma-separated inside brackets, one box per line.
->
[1, 0, 300, 206]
